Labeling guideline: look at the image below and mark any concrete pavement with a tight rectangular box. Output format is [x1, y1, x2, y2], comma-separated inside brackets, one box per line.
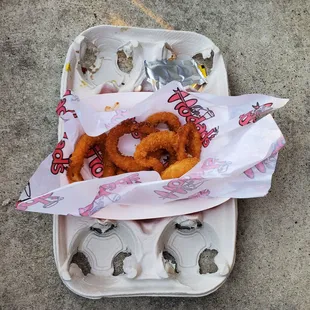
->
[0, 0, 309, 309]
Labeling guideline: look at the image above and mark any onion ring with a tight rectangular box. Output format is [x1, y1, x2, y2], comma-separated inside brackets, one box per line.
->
[161, 157, 199, 180]
[149, 149, 176, 167]
[130, 122, 159, 138]
[106, 119, 158, 172]
[176, 122, 202, 160]
[102, 152, 116, 177]
[134, 131, 178, 173]
[67, 133, 106, 183]
[146, 112, 181, 132]
[116, 167, 125, 175]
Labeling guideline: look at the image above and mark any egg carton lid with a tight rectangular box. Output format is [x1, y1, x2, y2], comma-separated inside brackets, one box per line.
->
[54, 25, 237, 298]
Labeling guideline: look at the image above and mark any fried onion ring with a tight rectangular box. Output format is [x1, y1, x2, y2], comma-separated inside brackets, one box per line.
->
[67, 133, 106, 183]
[161, 157, 199, 180]
[102, 152, 116, 177]
[149, 149, 177, 168]
[176, 122, 202, 160]
[130, 122, 159, 138]
[146, 112, 181, 132]
[106, 119, 158, 172]
[116, 167, 125, 175]
[134, 131, 177, 173]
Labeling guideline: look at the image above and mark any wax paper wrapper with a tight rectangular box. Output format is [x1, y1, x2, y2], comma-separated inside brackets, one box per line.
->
[16, 82, 288, 220]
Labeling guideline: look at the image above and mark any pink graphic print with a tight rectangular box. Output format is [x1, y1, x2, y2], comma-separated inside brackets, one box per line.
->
[168, 88, 219, 148]
[105, 110, 127, 130]
[85, 146, 104, 178]
[201, 158, 232, 174]
[16, 192, 64, 211]
[79, 173, 141, 216]
[154, 178, 209, 200]
[244, 137, 285, 179]
[239, 102, 273, 126]
[56, 90, 78, 121]
[188, 189, 210, 199]
[50, 135, 70, 175]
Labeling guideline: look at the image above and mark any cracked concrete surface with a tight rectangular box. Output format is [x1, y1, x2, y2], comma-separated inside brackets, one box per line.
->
[0, 0, 309, 309]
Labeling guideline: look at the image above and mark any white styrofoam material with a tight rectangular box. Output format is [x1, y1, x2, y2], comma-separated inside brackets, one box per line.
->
[54, 25, 237, 298]
[60, 25, 229, 98]
[54, 200, 237, 298]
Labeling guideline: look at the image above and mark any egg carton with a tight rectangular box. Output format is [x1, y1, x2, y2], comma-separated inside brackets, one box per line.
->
[54, 25, 237, 298]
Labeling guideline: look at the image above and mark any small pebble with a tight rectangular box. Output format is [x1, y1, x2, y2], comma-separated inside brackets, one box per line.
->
[2, 198, 11, 206]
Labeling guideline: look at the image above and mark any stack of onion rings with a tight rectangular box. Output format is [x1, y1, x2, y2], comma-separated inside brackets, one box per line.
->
[67, 112, 202, 183]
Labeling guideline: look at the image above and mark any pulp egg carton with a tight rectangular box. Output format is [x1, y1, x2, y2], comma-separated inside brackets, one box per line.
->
[54, 25, 237, 298]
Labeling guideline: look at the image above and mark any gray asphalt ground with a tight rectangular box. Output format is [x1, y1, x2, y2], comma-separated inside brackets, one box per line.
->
[0, 0, 309, 309]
